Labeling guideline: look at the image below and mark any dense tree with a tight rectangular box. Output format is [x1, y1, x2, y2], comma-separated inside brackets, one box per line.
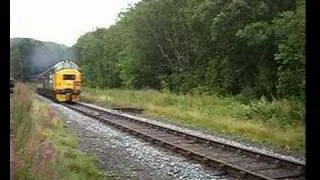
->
[73, 0, 304, 100]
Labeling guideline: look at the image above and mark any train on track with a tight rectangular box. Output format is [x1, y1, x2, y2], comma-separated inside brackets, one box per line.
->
[36, 60, 81, 103]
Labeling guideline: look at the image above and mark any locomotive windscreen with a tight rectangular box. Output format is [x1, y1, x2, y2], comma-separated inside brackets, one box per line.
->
[63, 74, 76, 80]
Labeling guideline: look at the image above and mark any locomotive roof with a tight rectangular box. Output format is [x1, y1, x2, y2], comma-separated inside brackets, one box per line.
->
[37, 60, 80, 78]
[53, 60, 79, 69]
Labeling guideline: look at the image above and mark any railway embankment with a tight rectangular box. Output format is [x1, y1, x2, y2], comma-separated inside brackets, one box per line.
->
[81, 87, 305, 159]
[11, 83, 109, 179]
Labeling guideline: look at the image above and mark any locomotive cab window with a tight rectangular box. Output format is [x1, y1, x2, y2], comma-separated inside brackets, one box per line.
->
[63, 74, 76, 80]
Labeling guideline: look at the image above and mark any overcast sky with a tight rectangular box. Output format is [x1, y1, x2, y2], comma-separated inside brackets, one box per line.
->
[10, 0, 141, 47]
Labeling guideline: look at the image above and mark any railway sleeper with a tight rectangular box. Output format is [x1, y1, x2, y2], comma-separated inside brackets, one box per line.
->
[254, 168, 304, 180]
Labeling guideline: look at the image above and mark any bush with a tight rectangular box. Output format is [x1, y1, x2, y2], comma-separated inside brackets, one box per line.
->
[245, 98, 304, 128]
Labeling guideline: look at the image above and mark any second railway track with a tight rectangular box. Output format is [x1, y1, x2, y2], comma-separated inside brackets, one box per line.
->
[63, 102, 305, 180]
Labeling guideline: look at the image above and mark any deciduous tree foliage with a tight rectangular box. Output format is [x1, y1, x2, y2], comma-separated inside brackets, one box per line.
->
[75, 0, 304, 100]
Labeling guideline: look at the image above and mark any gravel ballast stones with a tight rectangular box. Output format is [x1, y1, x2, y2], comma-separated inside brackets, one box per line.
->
[38, 96, 228, 180]
[80, 102, 305, 163]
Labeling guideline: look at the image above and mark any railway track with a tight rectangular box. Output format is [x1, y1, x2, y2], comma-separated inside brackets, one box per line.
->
[63, 102, 305, 180]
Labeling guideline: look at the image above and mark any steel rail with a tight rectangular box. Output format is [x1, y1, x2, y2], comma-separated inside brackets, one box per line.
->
[61, 102, 305, 180]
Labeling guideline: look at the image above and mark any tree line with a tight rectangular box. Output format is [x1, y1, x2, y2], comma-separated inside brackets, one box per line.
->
[10, 0, 305, 101]
[74, 0, 304, 100]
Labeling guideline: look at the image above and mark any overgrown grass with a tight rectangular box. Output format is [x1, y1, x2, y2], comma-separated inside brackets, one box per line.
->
[12, 83, 114, 180]
[81, 87, 305, 152]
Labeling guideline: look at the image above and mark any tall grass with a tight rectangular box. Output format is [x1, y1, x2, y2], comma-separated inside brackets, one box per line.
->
[81, 87, 305, 152]
[12, 83, 112, 180]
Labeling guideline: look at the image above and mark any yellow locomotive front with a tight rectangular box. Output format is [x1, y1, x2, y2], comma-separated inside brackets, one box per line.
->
[54, 68, 81, 102]
[37, 60, 81, 103]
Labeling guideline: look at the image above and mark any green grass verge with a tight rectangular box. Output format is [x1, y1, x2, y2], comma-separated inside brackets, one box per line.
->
[13, 83, 115, 180]
[81, 87, 305, 153]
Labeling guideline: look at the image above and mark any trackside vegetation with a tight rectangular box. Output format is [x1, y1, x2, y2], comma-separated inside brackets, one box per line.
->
[81, 87, 304, 152]
[12, 83, 112, 180]
[73, 0, 305, 154]
[74, 0, 305, 101]
[10, 0, 305, 158]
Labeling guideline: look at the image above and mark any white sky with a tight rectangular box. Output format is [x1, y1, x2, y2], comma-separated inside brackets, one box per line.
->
[10, 0, 141, 47]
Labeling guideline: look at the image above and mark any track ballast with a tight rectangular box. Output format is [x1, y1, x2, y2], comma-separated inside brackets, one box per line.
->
[63, 102, 305, 180]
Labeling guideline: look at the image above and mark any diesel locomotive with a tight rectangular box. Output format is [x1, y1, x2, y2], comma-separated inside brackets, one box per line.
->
[37, 60, 81, 103]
